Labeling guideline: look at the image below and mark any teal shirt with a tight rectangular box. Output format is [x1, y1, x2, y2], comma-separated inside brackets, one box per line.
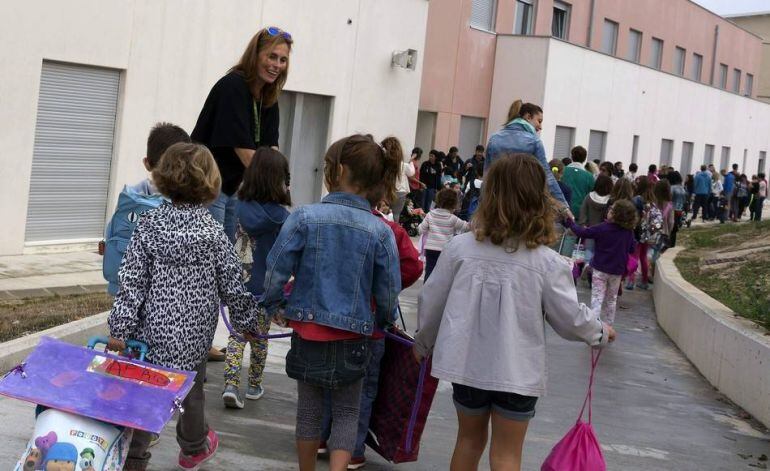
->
[562, 164, 595, 216]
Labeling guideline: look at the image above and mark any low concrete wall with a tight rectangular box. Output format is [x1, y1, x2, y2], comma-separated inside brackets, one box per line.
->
[0, 312, 108, 373]
[654, 248, 770, 427]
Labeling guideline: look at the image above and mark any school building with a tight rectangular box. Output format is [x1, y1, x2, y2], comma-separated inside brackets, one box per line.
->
[415, 0, 770, 176]
[0, 0, 429, 256]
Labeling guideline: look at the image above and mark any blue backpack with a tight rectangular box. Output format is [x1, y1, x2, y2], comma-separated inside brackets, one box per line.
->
[103, 186, 165, 295]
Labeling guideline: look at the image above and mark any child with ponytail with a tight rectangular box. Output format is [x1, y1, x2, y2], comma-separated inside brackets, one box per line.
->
[262, 134, 402, 471]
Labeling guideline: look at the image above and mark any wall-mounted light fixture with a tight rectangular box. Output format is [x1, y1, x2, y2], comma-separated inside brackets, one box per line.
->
[391, 49, 418, 70]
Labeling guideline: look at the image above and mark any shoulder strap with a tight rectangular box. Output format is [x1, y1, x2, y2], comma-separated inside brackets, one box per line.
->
[577, 348, 602, 424]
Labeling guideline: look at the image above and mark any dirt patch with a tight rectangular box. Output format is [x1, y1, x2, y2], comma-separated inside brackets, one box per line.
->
[675, 221, 770, 330]
[0, 293, 113, 342]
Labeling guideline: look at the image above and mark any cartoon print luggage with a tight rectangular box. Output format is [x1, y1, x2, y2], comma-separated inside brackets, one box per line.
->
[1, 336, 197, 471]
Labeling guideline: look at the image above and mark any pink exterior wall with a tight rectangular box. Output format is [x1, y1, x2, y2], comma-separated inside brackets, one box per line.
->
[419, 0, 515, 149]
[419, 0, 763, 150]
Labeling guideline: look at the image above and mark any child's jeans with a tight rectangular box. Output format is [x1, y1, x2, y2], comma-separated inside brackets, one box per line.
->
[321, 338, 386, 459]
[424, 249, 441, 280]
[591, 269, 622, 325]
[296, 379, 363, 452]
[125, 361, 208, 468]
[224, 311, 270, 389]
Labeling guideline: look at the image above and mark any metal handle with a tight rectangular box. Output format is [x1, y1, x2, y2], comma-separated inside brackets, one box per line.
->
[87, 336, 149, 362]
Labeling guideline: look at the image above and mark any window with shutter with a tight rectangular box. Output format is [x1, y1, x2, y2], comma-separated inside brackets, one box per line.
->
[588, 130, 607, 162]
[25, 61, 120, 243]
[471, 0, 497, 32]
[553, 126, 575, 161]
[660, 139, 673, 166]
[681, 142, 694, 175]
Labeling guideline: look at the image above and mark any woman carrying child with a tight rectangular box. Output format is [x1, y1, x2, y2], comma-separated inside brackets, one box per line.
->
[419, 188, 470, 280]
[108, 143, 260, 470]
[222, 148, 292, 408]
[262, 135, 402, 471]
[414, 154, 615, 471]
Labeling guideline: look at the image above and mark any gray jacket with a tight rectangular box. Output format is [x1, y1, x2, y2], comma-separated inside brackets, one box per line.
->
[414, 233, 606, 397]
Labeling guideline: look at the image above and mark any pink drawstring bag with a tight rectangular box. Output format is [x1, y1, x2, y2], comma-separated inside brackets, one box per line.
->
[542, 349, 606, 471]
[626, 253, 639, 277]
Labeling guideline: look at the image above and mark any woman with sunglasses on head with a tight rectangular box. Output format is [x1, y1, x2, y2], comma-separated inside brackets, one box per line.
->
[192, 26, 293, 242]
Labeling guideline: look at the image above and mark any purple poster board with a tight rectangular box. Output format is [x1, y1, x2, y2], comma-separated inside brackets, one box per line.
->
[0, 337, 196, 433]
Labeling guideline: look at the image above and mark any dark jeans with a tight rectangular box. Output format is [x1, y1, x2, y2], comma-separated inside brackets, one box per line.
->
[126, 361, 208, 468]
[408, 189, 424, 210]
[754, 197, 765, 221]
[424, 249, 441, 281]
[286, 334, 371, 389]
[691, 194, 708, 221]
[321, 338, 386, 458]
[422, 188, 437, 211]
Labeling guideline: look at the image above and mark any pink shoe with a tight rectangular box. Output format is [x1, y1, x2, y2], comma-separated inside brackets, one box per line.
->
[178, 429, 219, 470]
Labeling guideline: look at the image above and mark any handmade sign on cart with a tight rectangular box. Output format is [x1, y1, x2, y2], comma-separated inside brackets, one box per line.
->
[0, 336, 196, 433]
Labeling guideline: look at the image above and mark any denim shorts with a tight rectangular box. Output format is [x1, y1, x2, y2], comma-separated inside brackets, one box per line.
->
[286, 334, 371, 389]
[452, 383, 538, 421]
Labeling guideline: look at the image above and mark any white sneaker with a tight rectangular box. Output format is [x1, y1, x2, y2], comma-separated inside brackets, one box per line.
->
[222, 385, 244, 409]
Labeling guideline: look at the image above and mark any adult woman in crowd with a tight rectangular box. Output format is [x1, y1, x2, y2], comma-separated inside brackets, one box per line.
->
[385, 137, 414, 223]
[486, 100, 568, 210]
[192, 26, 293, 241]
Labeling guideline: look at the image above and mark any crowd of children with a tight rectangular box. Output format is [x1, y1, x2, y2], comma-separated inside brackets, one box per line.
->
[103, 115, 624, 471]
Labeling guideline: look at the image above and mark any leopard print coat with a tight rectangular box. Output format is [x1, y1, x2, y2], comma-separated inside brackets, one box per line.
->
[108, 203, 259, 370]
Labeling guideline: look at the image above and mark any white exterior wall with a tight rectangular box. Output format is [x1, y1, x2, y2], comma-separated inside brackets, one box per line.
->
[490, 36, 770, 175]
[0, 0, 428, 255]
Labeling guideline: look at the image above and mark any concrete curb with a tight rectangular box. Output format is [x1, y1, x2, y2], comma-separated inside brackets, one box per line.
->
[0, 311, 108, 373]
[653, 247, 770, 427]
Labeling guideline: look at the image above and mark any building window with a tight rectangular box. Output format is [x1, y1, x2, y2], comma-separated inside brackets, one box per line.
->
[720, 146, 731, 170]
[631, 135, 640, 164]
[588, 130, 607, 162]
[650, 37, 663, 69]
[514, 0, 535, 35]
[746, 73, 754, 97]
[25, 61, 120, 243]
[601, 19, 618, 55]
[759, 151, 767, 175]
[704, 144, 715, 165]
[553, 126, 575, 161]
[733, 69, 741, 93]
[459, 116, 486, 162]
[673, 47, 686, 76]
[552, 1, 570, 39]
[626, 29, 642, 62]
[719, 64, 728, 89]
[471, 0, 498, 32]
[681, 141, 694, 175]
[692, 53, 703, 82]
[660, 139, 674, 166]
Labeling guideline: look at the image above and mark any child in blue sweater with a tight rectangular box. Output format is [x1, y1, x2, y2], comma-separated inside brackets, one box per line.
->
[223, 148, 291, 408]
[565, 199, 637, 325]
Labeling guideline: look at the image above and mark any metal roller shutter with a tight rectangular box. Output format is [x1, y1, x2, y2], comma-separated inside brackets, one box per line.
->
[588, 130, 606, 162]
[459, 116, 484, 160]
[681, 142, 694, 175]
[470, 0, 496, 31]
[25, 61, 120, 242]
[553, 126, 574, 161]
[660, 139, 673, 166]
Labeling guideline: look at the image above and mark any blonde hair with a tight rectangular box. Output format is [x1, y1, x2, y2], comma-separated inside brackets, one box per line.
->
[473, 153, 557, 250]
[153, 143, 221, 205]
[232, 28, 292, 107]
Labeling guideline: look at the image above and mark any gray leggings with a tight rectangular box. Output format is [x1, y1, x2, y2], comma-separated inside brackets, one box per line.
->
[296, 379, 363, 452]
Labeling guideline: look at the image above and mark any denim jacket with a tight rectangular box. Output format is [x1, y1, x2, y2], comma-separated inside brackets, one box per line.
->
[486, 122, 567, 206]
[262, 192, 401, 335]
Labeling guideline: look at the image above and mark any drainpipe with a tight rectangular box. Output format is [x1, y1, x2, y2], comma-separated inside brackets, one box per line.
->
[710, 25, 719, 85]
[587, 0, 596, 47]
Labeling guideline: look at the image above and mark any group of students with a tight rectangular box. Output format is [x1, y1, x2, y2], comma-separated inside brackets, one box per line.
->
[103, 114, 622, 470]
[689, 163, 767, 224]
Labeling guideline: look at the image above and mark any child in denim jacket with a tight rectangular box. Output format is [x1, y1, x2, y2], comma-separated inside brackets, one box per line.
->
[222, 148, 291, 408]
[262, 135, 402, 471]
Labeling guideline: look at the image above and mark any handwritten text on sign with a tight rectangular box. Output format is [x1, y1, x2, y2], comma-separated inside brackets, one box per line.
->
[88, 356, 187, 392]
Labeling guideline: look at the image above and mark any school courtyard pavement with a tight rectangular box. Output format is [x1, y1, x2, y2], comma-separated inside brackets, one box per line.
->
[0, 257, 769, 469]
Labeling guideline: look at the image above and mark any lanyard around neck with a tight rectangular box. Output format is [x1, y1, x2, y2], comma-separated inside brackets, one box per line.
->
[252, 99, 262, 144]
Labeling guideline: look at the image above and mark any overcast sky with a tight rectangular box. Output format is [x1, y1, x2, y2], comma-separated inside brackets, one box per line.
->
[691, 0, 769, 16]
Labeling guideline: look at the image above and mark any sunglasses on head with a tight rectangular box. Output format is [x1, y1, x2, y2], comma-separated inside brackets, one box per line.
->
[265, 26, 292, 41]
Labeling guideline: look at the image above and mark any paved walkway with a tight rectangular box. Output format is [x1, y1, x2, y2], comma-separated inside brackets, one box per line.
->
[0, 274, 768, 469]
[0, 250, 104, 299]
